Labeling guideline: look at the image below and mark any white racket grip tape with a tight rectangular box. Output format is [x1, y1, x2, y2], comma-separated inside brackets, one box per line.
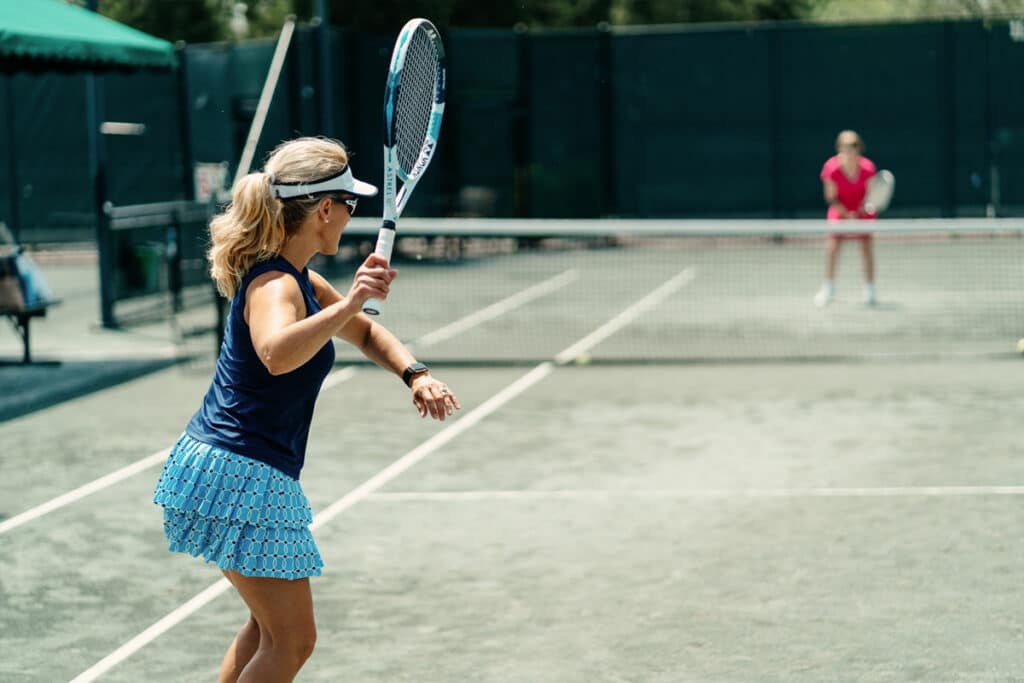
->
[363, 226, 396, 315]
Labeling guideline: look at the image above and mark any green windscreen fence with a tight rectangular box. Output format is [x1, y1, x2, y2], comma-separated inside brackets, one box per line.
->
[0, 69, 188, 241]
[2, 18, 1024, 241]
[445, 30, 521, 218]
[528, 30, 608, 218]
[990, 20, 1024, 211]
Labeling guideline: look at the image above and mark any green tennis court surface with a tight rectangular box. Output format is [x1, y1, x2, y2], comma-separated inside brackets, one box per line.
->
[2, 220, 1024, 681]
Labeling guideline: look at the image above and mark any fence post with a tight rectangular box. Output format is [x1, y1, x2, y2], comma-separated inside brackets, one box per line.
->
[598, 22, 616, 217]
[86, 0, 115, 327]
[168, 206, 182, 313]
[514, 23, 531, 217]
[3, 78, 20, 240]
[176, 42, 195, 202]
[769, 27, 782, 218]
[982, 22, 1000, 217]
[314, 0, 334, 138]
[941, 22, 957, 217]
[87, 77, 115, 328]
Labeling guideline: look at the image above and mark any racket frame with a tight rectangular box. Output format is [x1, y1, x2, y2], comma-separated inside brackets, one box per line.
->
[364, 18, 446, 316]
[865, 169, 895, 215]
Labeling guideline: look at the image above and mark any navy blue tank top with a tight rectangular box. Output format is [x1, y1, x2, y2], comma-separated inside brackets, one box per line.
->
[186, 256, 336, 479]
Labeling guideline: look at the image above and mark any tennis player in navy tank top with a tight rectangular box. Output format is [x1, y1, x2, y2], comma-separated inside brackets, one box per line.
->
[152, 137, 460, 681]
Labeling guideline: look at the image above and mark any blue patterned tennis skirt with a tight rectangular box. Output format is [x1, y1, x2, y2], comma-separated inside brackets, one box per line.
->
[153, 433, 323, 580]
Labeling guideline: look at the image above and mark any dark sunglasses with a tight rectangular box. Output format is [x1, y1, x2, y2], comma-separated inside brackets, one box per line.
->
[336, 196, 358, 216]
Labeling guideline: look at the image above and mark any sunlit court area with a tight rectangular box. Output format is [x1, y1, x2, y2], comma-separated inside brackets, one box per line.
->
[3, 1, 1024, 681]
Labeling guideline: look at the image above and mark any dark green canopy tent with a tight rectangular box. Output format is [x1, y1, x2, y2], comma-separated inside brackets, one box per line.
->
[0, 0, 179, 327]
[0, 0, 177, 73]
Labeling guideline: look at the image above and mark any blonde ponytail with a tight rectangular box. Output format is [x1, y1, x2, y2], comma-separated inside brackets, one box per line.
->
[207, 137, 350, 298]
[209, 172, 283, 298]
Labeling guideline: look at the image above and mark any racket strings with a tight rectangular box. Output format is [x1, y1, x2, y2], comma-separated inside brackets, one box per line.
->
[395, 27, 440, 176]
[866, 171, 894, 208]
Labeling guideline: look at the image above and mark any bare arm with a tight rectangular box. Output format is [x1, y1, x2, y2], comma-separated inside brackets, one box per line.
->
[247, 254, 395, 376]
[309, 269, 461, 420]
[822, 179, 851, 218]
[246, 272, 360, 376]
[310, 268, 416, 374]
[823, 178, 838, 206]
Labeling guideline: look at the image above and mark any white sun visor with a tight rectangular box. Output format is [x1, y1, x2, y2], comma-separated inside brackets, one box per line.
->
[272, 166, 379, 200]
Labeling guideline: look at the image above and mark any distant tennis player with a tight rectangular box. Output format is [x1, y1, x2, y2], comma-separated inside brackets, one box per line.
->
[814, 130, 878, 307]
[152, 137, 460, 681]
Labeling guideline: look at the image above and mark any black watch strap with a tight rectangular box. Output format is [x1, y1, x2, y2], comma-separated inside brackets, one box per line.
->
[402, 362, 429, 387]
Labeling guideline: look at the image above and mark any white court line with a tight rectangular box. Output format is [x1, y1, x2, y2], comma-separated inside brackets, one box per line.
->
[320, 365, 359, 391]
[554, 268, 696, 364]
[311, 363, 555, 530]
[1, 273, 575, 537]
[412, 269, 578, 348]
[69, 363, 556, 683]
[0, 449, 170, 535]
[368, 485, 1024, 502]
[68, 579, 233, 683]
[71, 267, 694, 681]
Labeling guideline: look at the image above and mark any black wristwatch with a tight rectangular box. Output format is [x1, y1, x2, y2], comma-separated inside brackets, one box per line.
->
[402, 362, 430, 387]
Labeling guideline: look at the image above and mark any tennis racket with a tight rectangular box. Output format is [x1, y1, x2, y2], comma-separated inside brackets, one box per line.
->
[864, 169, 895, 215]
[362, 18, 446, 316]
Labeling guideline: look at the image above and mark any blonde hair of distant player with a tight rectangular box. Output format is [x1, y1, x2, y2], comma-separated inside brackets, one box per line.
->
[835, 129, 864, 153]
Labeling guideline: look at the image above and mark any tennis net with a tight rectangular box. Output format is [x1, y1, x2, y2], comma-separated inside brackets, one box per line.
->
[323, 217, 1024, 365]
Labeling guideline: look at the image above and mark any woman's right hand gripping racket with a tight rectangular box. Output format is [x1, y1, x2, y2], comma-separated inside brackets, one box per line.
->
[362, 18, 446, 316]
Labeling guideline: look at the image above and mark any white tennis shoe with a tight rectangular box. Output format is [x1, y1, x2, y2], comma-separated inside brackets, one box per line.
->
[864, 284, 877, 306]
[814, 282, 834, 307]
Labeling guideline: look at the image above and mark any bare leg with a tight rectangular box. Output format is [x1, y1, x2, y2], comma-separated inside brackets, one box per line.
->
[825, 236, 840, 280]
[217, 614, 261, 683]
[860, 238, 877, 304]
[222, 570, 317, 683]
[815, 236, 841, 306]
[860, 238, 875, 283]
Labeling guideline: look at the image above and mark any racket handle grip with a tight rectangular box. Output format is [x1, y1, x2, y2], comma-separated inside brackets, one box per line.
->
[362, 298, 384, 315]
[362, 224, 396, 316]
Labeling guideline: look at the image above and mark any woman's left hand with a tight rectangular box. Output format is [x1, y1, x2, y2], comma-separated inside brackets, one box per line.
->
[411, 375, 461, 421]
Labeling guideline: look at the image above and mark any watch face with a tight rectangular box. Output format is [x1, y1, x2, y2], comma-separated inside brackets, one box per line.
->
[404, 363, 429, 386]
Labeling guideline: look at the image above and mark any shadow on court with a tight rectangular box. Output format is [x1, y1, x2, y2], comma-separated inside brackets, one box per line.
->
[0, 358, 182, 422]
[0, 255, 210, 422]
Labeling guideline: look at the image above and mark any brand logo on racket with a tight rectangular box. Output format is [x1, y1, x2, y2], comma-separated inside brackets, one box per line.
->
[410, 138, 436, 178]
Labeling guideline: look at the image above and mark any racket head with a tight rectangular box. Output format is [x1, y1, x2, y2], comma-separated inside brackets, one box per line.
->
[384, 19, 446, 185]
[865, 169, 895, 214]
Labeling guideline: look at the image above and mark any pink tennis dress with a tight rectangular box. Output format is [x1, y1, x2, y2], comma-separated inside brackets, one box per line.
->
[820, 155, 876, 238]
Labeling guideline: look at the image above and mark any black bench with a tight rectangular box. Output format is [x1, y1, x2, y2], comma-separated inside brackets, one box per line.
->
[2, 298, 61, 364]
[0, 222, 61, 364]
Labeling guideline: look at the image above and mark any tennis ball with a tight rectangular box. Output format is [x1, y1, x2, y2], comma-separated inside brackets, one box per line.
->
[1017, 338, 1024, 354]
[575, 352, 592, 366]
